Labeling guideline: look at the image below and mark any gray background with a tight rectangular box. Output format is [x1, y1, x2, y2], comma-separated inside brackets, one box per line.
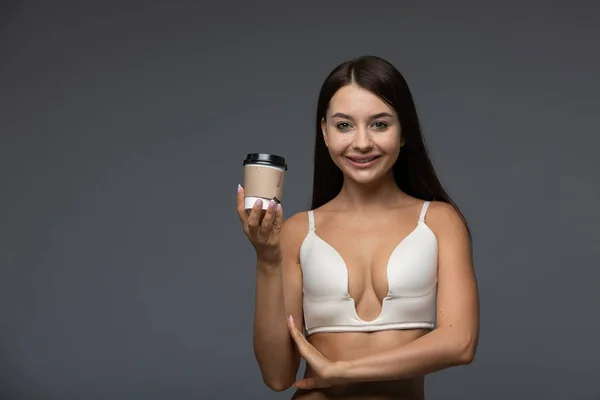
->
[1, 1, 599, 399]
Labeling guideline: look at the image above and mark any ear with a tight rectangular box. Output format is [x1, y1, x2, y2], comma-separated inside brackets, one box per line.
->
[321, 117, 329, 148]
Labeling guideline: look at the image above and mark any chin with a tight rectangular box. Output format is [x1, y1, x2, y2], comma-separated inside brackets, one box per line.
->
[345, 171, 386, 185]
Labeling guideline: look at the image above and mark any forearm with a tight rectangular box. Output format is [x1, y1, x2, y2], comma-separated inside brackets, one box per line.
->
[253, 260, 298, 390]
[337, 328, 476, 383]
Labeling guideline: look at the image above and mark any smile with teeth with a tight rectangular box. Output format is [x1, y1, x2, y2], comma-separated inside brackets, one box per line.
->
[348, 156, 380, 163]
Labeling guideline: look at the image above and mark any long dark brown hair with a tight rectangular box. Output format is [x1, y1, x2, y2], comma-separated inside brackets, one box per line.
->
[311, 55, 468, 229]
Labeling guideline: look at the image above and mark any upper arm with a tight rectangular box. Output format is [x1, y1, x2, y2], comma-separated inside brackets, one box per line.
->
[279, 212, 307, 334]
[429, 202, 480, 354]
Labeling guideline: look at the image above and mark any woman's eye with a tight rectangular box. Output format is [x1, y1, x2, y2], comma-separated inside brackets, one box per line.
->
[372, 121, 388, 130]
[336, 122, 351, 131]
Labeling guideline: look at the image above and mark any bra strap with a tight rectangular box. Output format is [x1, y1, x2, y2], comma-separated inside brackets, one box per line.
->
[419, 201, 431, 223]
[307, 210, 315, 232]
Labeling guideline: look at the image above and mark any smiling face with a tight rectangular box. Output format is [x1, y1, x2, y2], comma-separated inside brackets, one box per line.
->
[321, 83, 404, 186]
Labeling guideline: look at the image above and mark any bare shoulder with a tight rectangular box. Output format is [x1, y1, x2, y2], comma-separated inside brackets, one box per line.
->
[425, 201, 470, 240]
[281, 211, 310, 240]
[280, 211, 310, 260]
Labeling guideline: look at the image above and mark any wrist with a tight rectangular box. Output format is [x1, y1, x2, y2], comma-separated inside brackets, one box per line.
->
[256, 254, 281, 271]
[328, 360, 351, 384]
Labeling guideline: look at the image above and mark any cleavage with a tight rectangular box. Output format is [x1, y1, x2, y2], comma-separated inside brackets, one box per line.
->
[317, 232, 394, 321]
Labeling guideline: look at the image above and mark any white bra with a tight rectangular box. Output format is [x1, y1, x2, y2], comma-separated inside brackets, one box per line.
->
[299, 201, 438, 335]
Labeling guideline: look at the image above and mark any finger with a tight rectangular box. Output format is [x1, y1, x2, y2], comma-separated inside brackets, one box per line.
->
[247, 199, 264, 237]
[236, 185, 248, 225]
[287, 314, 301, 336]
[288, 316, 312, 356]
[287, 315, 302, 344]
[271, 203, 283, 238]
[259, 200, 277, 236]
[293, 377, 316, 390]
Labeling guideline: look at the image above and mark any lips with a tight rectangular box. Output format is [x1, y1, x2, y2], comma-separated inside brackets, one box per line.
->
[346, 155, 381, 168]
[347, 155, 381, 163]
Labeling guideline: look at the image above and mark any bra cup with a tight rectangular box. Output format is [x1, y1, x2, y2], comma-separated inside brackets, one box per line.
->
[300, 234, 349, 301]
[386, 225, 438, 298]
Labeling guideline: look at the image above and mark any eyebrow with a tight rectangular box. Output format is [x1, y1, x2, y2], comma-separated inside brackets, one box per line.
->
[330, 112, 395, 120]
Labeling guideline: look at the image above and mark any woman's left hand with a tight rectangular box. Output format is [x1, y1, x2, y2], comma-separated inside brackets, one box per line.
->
[287, 315, 345, 390]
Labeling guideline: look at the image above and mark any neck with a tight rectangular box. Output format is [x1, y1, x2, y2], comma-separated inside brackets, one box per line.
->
[336, 172, 406, 212]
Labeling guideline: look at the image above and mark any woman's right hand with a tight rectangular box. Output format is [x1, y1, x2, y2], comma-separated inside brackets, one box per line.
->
[236, 185, 284, 266]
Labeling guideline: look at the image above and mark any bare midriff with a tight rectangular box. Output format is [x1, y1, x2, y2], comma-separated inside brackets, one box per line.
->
[291, 329, 430, 400]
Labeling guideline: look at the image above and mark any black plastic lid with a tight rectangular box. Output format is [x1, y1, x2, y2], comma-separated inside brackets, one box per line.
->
[243, 153, 287, 170]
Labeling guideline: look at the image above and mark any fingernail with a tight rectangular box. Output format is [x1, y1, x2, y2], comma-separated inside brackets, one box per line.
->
[254, 199, 262, 207]
[237, 184, 241, 193]
[289, 314, 294, 322]
[277, 204, 282, 212]
[268, 199, 275, 209]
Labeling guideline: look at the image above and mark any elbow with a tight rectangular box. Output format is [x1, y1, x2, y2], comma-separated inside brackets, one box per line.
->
[454, 334, 477, 366]
[458, 346, 476, 365]
[263, 377, 293, 392]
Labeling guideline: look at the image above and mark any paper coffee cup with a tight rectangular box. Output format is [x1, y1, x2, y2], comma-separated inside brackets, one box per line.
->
[243, 153, 287, 210]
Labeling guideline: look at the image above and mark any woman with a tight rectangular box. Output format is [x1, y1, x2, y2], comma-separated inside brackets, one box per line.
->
[236, 55, 479, 399]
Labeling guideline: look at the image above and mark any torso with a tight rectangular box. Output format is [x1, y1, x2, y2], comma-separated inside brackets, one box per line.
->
[292, 198, 436, 399]
[293, 330, 429, 399]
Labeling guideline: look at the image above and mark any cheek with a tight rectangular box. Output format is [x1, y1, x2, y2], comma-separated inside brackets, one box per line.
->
[327, 136, 351, 155]
[380, 134, 402, 153]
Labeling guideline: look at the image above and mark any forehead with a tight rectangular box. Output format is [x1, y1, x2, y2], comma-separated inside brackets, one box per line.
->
[328, 84, 395, 117]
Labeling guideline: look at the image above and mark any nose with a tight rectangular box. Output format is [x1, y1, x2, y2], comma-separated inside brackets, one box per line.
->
[352, 127, 373, 151]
